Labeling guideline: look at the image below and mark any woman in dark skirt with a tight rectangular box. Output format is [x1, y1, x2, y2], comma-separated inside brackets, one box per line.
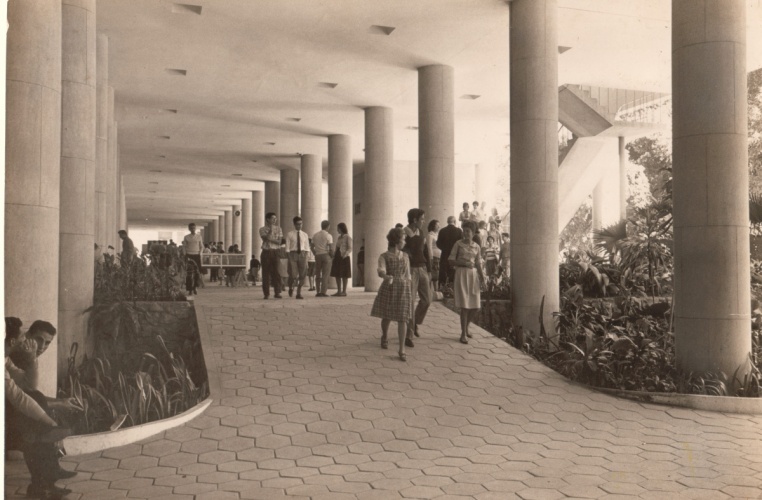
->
[330, 222, 353, 296]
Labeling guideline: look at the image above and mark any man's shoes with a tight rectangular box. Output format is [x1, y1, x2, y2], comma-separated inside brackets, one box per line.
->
[274, 294, 282, 299]
[339, 292, 347, 297]
[296, 295, 303, 299]
[405, 338, 415, 348]
[264, 295, 269, 300]
[413, 325, 420, 337]
[331, 292, 342, 296]
[316, 293, 326, 297]
[309, 287, 315, 291]
[55, 467, 78, 479]
[288, 289, 293, 297]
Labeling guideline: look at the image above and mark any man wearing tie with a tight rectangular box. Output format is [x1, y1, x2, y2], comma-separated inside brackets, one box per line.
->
[285, 216, 310, 299]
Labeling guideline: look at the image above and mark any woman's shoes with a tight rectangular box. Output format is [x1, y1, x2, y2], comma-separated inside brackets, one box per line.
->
[459, 336, 469, 344]
[399, 352, 406, 361]
[381, 337, 388, 349]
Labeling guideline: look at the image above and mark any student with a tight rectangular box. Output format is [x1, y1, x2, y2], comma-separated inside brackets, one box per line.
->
[370, 228, 413, 362]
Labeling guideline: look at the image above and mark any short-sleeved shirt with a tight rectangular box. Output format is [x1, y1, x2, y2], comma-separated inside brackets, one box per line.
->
[312, 230, 334, 255]
[260, 225, 284, 250]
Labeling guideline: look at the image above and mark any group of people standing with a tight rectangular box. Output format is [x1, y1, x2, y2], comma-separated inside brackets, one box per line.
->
[371, 207, 492, 361]
[259, 213, 353, 300]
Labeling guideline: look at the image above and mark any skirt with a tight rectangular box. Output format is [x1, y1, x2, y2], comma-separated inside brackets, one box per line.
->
[307, 261, 315, 277]
[371, 278, 412, 322]
[453, 267, 480, 309]
[330, 254, 351, 278]
[431, 256, 440, 279]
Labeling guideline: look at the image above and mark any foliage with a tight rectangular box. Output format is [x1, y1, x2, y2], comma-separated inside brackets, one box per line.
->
[94, 253, 186, 304]
[59, 338, 209, 435]
[626, 134, 672, 201]
[749, 68, 762, 188]
[559, 202, 594, 255]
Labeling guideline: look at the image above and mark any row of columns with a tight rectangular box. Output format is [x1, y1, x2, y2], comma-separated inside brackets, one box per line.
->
[4, 0, 751, 391]
[5, 0, 124, 393]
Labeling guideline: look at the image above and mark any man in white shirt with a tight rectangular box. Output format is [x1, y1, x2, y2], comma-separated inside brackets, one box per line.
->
[183, 223, 204, 294]
[259, 212, 284, 299]
[285, 216, 310, 299]
[312, 220, 334, 297]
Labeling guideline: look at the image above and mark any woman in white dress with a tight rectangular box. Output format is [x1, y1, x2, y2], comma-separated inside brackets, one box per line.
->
[448, 221, 485, 344]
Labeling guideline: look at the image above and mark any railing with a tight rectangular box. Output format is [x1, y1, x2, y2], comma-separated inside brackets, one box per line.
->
[573, 85, 670, 125]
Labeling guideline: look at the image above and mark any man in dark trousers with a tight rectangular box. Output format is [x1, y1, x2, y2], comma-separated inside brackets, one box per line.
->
[436, 216, 463, 287]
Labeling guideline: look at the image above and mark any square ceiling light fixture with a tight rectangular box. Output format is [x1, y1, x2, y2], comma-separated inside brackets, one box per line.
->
[163, 109, 178, 114]
[171, 3, 202, 15]
[460, 94, 481, 100]
[286, 117, 302, 122]
[558, 46, 572, 54]
[370, 25, 395, 35]
[165, 68, 187, 76]
[264, 142, 276, 146]
[318, 82, 338, 89]
[159, 135, 171, 139]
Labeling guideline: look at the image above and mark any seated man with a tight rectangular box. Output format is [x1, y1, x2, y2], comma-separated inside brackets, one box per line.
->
[5, 318, 80, 499]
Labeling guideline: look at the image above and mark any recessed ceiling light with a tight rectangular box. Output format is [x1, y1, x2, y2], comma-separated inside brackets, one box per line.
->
[265, 142, 276, 146]
[159, 135, 171, 139]
[318, 82, 338, 89]
[369, 25, 395, 35]
[148, 191, 157, 193]
[157, 155, 166, 158]
[232, 174, 243, 177]
[558, 46, 572, 54]
[149, 182, 159, 184]
[165, 69, 187, 76]
[171, 3, 202, 15]
[286, 117, 301, 122]
[460, 94, 481, 100]
[150, 169, 162, 173]
[251, 160, 258, 163]
[163, 109, 178, 114]
[221, 184, 230, 187]
[406, 126, 419, 130]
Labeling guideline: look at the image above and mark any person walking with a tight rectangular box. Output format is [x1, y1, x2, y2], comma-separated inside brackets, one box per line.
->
[370, 227, 412, 362]
[330, 222, 353, 296]
[259, 212, 284, 299]
[357, 244, 365, 287]
[183, 223, 204, 294]
[449, 221, 485, 344]
[437, 216, 462, 288]
[117, 229, 135, 267]
[285, 216, 310, 299]
[307, 240, 316, 291]
[403, 208, 431, 345]
[426, 219, 441, 295]
[312, 220, 334, 297]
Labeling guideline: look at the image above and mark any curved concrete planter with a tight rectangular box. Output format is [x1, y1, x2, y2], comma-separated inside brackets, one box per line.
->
[63, 397, 212, 456]
[594, 388, 762, 415]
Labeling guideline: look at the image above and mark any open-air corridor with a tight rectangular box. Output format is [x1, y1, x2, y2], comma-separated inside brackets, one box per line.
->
[5, 287, 762, 499]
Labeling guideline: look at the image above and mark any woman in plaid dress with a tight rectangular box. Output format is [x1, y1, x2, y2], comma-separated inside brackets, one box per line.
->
[371, 227, 412, 361]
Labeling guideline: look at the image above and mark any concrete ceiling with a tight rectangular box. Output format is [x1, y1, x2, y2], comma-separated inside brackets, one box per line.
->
[96, 0, 762, 229]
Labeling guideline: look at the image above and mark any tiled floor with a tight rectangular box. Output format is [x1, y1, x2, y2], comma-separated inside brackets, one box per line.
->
[5, 285, 762, 499]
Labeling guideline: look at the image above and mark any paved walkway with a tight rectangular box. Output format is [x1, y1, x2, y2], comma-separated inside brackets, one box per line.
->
[5, 286, 762, 499]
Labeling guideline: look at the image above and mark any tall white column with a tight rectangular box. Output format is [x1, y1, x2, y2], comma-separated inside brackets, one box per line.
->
[418, 65, 455, 225]
[592, 166, 621, 230]
[94, 34, 108, 248]
[510, 0, 560, 336]
[364, 107, 395, 292]
[210, 219, 218, 243]
[265, 180, 280, 217]
[59, 0, 97, 374]
[242, 196, 252, 265]
[618, 136, 627, 220]
[224, 209, 233, 249]
[301, 154, 322, 236]
[281, 169, 299, 234]
[119, 177, 127, 230]
[329, 134, 353, 244]
[232, 203, 242, 247]
[673, 0, 751, 377]
[6, 0, 62, 394]
[252, 190, 265, 257]
[107, 87, 117, 249]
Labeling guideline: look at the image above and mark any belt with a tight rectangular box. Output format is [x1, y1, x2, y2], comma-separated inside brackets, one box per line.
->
[289, 250, 308, 254]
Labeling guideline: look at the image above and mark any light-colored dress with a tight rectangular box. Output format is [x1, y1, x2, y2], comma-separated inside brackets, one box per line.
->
[371, 251, 412, 322]
[449, 240, 482, 309]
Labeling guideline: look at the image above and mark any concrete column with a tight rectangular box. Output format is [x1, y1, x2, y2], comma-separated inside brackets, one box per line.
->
[509, 0, 560, 336]
[418, 65, 455, 225]
[94, 34, 108, 248]
[252, 190, 265, 257]
[592, 165, 621, 230]
[329, 134, 353, 244]
[281, 168, 299, 234]
[224, 209, 233, 248]
[364, 107, 395, 292]
[107, 88, 117, 249]
[673, 0, 751, 377]
[265, 180, 280, 217]
[210, 220, 218, 243]
[242, 196, 252, 265]
[6, 0, 62, 395]
[301, 154, 322, 236]
[58, 0, 97, 374]
[119, 176, 127, 230]
[216, 216, 223, 243]
[232, 204, 242, 247]
[618, 136, 627, 220]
